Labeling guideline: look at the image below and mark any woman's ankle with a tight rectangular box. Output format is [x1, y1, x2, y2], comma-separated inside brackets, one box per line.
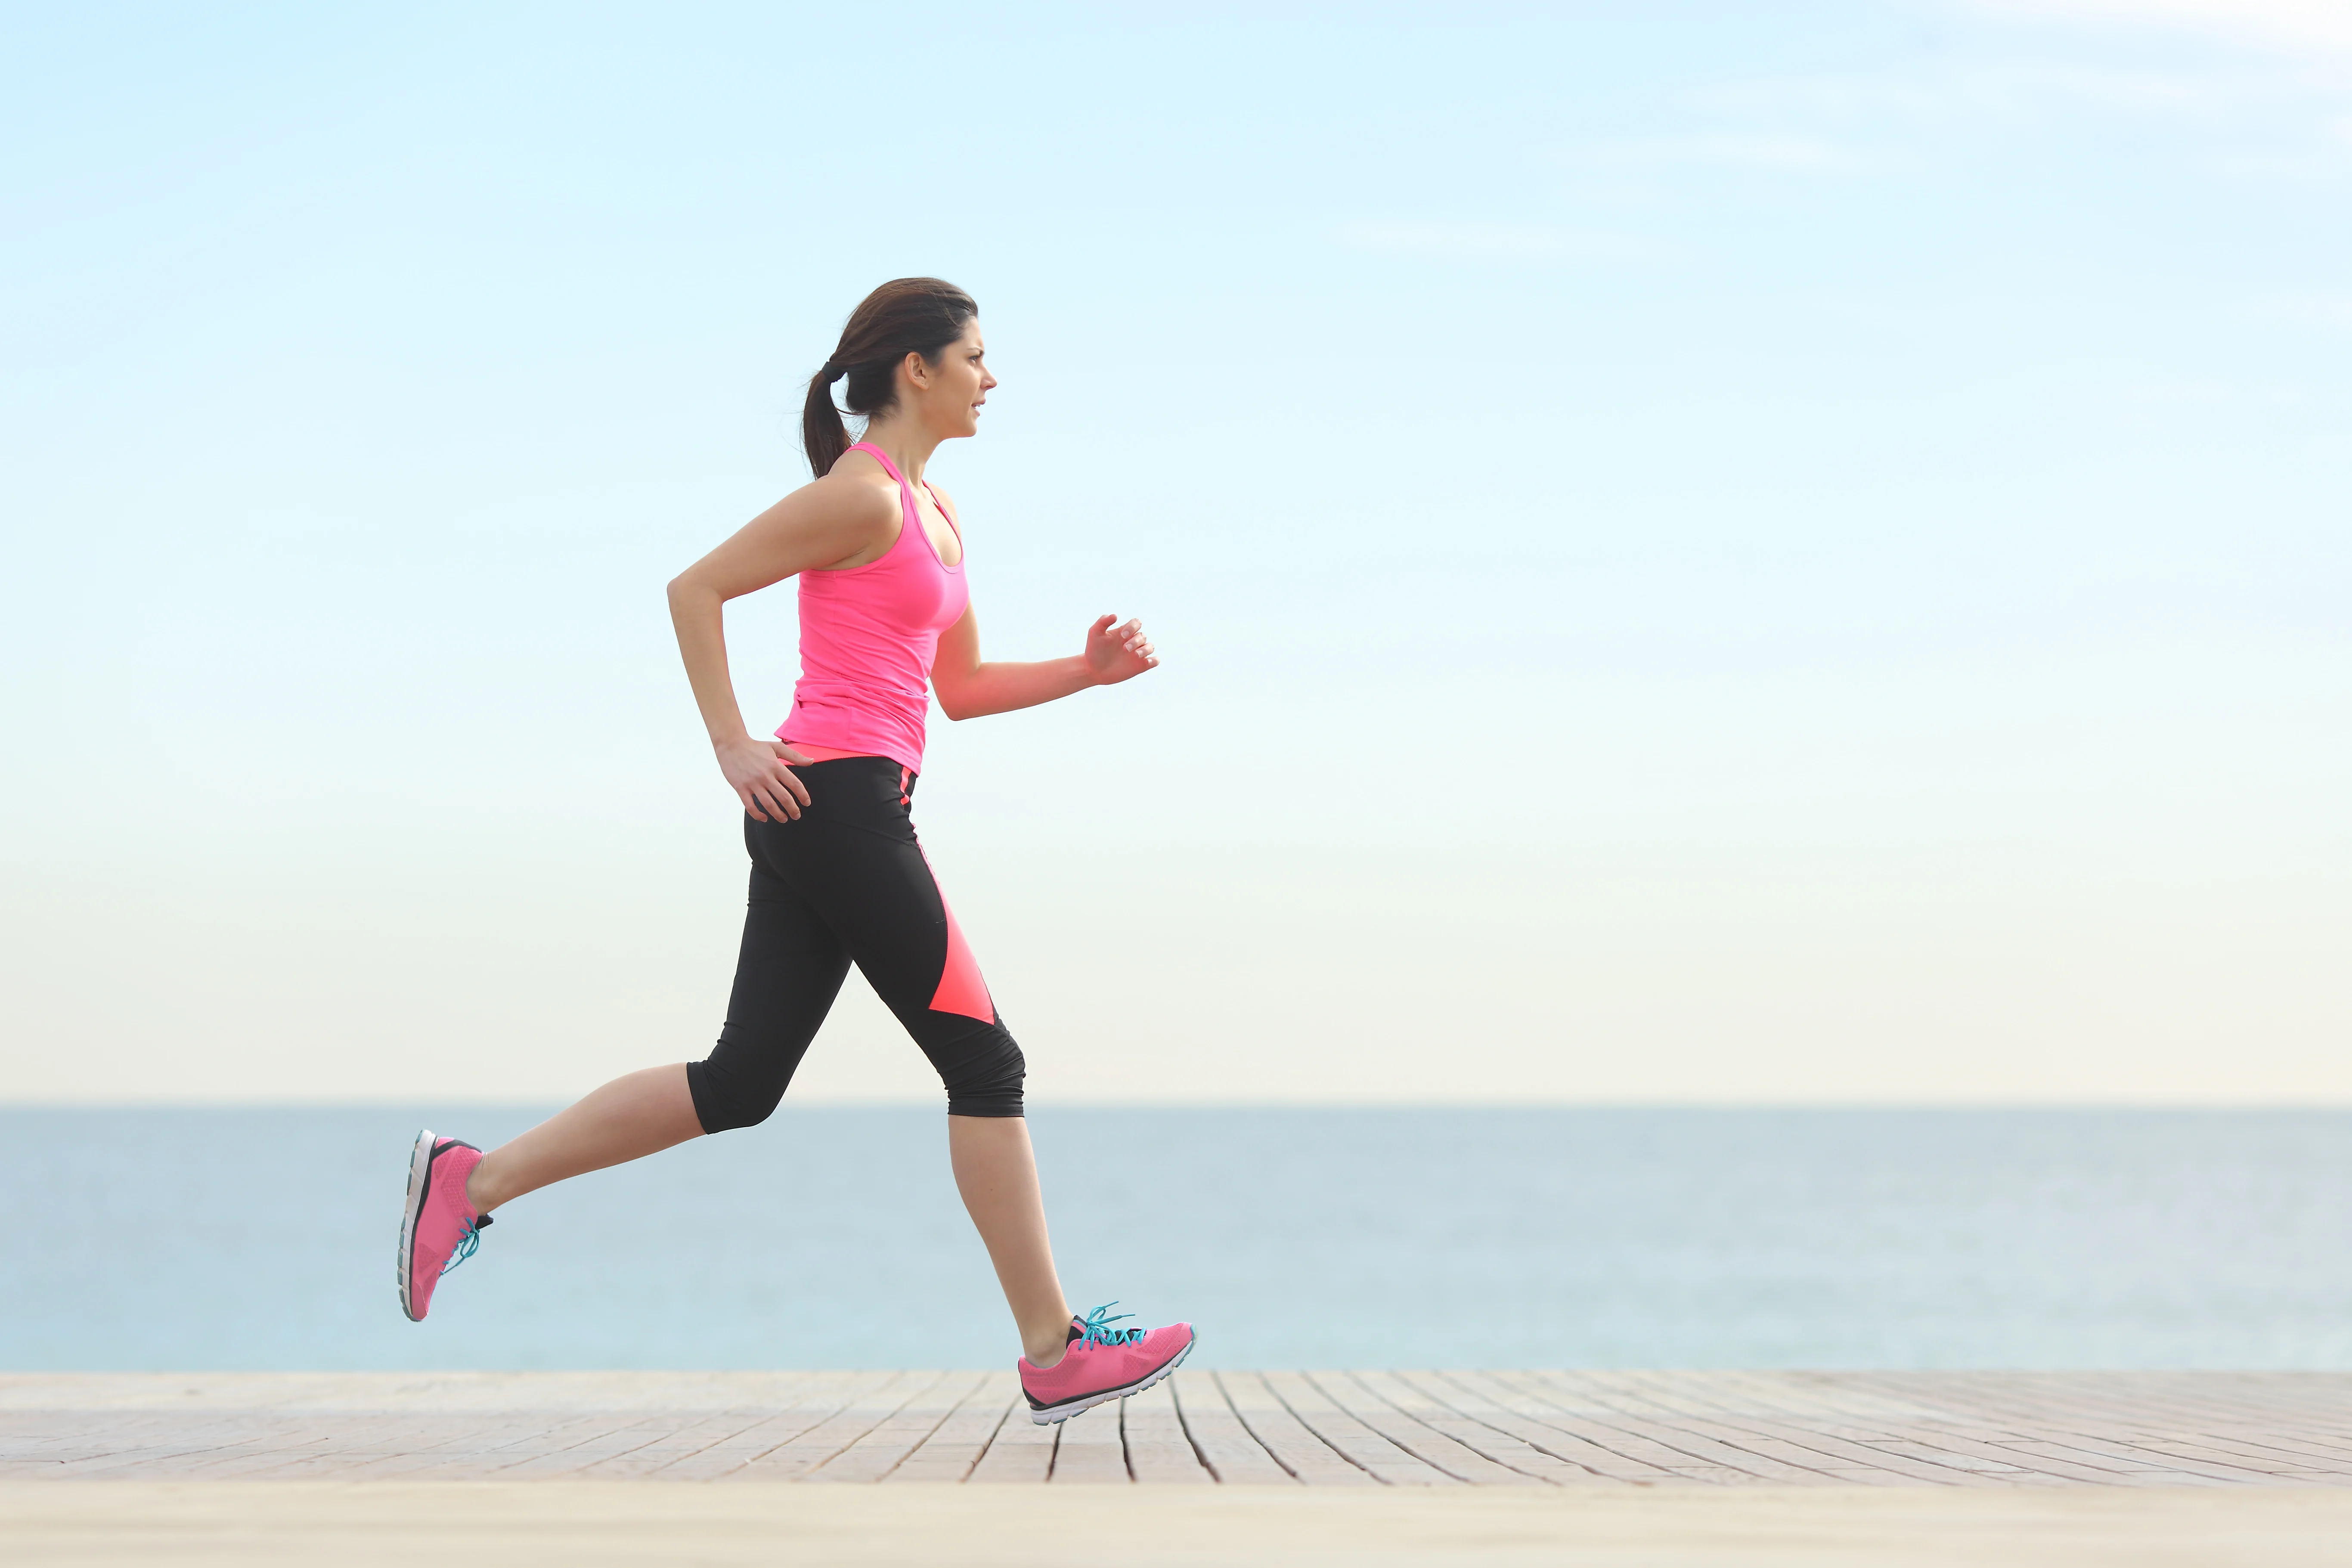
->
[463, 1156, 502, 1216]
[1022, 1314, 1073, 1368]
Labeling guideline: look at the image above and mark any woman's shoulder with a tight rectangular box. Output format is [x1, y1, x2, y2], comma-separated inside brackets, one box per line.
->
[805, 453, 903, 526]
[824, 446, 902, 495]
[747, 455, 901, 574]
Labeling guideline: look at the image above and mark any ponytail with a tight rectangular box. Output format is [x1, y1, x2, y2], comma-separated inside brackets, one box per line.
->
[800, 278, 979, 477]
[801, 363, 854, 479]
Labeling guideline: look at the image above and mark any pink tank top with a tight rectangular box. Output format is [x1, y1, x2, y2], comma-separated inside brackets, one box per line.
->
[777, 442, 968, 773]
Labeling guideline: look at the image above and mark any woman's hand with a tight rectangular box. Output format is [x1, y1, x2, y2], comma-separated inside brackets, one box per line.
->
[717, 735, 815, 822]
[1083, 614, 1159, 686]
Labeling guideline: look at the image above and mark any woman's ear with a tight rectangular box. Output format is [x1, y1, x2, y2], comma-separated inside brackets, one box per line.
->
[903, 350, 931, 389]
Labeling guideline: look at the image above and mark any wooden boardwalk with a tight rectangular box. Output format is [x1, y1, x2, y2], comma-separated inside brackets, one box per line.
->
[5, 1371, 2351, 1488]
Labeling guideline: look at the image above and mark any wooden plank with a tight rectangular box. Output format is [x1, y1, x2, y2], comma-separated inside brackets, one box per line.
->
[0, 1411, 201, 1463]
[1416, 1373, 1685, 1485]
[1989, 1435, 2276, 1487]
[1660, 1426, 1947, 1487]
[1942, 1412, 2323, 1484]
[1121, 1379, 1211, 1485]
[809, 1371, 991, 1484]
[1851, 1373, 2295, 1437]
[2160, 1429, 2352, 1474]
[1644, 1373, 2023, 1479]
[1603, 1377, 2120, 1489]
[2101, 1379, 2302, 1429]
[239, 1413, 542, 1482]
[1868, 1425, 2234, 1489]
[2092, 1432, 2352, 1479]
[1669, 1414, 2025, 1489]
[3, 1408, 235, 1451]
[1887, 1408, 2268, 1489]
[32, 1413, 281, 1478]
[722, 1370, 948, 1481]
[1259, 1371, 1458, 1486]
[1823, 1373, 2041, 1432]
[1365, 1371, 1619, 1487]
[2087, 1375, 2352, 1429]
[62, 1416, 331, 1479]
[965, 1398, 1057, 1484]
[1862, 1438, 2049, 1477]
[1169, 1374, 1292, 1485]
[2051, 1420, 2352, 1476]
[315, 1411, 652, 1482]
[656, 1372, 896, 1481]
[91, 1413, 519, 1480]
[1522, 1372, 1855, 1485]
[1920, 1373, 2166, 1428]
[486, 1416, 680, 1479]
[63, 1422, 322, 1481]
[13, 1371, 2352, 1491]
[1446, 1371, 1761, 1485]
[536, 1413, 777, 1481]
[1311, 1372, 1547, 1485]
[1047, 1401, 1127, 1483]
[397, 1413, 657, 1481]
[1213, 1371, 1377, 1486]
[429, 1413, 662, 1480]
[175, 1415, 456, 1479]
[1562, 1377, 1952, 1490]
[1973, 1376, 2253, 1434]
[229, 1416, 507, 1478]
[885, 1375, 1019, 1484]
[2194, 1429, 2352, 1468]
[1628, 1370, 1949, 1431]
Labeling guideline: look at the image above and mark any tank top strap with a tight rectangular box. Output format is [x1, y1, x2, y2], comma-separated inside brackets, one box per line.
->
[921, 480, 957, 539]
[846, 440, 910, 489]
[844, 441, 959, 556]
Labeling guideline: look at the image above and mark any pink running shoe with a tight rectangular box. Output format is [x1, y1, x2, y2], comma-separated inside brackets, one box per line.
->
[1019, 1303, 1196, 1424]
[396, 1130, 493, 1323]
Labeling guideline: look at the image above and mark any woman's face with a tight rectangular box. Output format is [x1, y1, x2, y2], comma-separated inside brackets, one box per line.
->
[908, 319, 995, 439]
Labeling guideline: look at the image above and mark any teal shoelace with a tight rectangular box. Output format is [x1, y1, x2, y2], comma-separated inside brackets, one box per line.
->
[1076, 1302, 1146, 1348]
[441, 1212, 493, 1277]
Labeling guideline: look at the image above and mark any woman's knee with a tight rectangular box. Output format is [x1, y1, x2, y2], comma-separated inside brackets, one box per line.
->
[940, 1033, 1025, 1118]
[685, 1057, 787, 1134]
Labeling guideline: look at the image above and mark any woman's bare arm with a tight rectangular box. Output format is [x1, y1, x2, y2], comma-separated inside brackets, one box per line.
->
[667, 473, 898, 820]
[932, 606, 1159, 721]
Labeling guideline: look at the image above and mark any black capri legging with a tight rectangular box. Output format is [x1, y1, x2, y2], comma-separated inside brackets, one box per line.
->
[686, 756, 1025, 1130]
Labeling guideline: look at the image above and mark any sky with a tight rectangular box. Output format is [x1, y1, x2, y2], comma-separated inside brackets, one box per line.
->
[3, 0, 2347, 1105]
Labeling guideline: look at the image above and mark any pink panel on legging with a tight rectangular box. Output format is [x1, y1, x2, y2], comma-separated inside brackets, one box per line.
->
[925, 862, 995, 1022]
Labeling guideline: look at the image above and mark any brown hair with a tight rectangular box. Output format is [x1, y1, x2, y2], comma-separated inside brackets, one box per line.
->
[801, 278, 980, 477]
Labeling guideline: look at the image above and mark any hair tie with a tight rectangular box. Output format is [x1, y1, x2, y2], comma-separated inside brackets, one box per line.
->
[822, 359, 851, 381]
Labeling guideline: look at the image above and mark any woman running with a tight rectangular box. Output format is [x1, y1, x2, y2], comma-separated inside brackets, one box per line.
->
[394, 277, 1193, 1423]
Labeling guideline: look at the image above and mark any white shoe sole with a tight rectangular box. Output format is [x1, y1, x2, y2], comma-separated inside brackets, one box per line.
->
[395, 1128, 437, 1322]
[1027, 1332, 1196, 1425]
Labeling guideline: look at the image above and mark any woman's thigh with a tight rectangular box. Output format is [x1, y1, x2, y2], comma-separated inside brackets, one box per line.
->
[756, 796, 1023, 1116]
[685, 855, 852, 1133]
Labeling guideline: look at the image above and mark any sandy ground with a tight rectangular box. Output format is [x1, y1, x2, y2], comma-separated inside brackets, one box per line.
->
[5, 1483, 2352, 1567]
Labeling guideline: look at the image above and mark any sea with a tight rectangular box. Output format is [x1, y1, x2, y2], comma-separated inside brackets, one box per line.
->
[6, 1108, 2349, 1372]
